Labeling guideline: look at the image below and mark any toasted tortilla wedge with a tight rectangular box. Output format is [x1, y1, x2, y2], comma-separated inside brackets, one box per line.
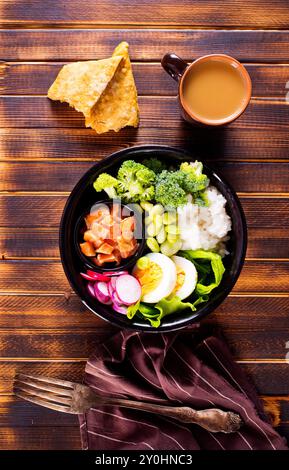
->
[47, 56, 123, 117]
[85, 42, 139, 133]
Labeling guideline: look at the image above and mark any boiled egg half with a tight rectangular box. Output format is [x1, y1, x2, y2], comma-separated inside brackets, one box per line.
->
[133, 253, 177, 303]
[171, 255, 197, 300]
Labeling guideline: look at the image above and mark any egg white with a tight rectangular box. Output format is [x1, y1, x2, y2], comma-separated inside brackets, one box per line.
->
[133, 253, 177, 303]
[171, 255, 197, 300]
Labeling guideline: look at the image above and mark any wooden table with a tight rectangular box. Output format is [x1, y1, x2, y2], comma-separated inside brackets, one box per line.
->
[0, 1, 289, 450]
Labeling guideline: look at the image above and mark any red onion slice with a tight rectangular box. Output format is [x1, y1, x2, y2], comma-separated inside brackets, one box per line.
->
[112, 303, 127, 315]
[105, 270, 129, 277]
[87, 282, 96, 297]
[86, 270, 110, 282]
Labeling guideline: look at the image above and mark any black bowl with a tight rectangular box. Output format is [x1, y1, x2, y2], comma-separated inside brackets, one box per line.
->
[60, 145, 247, 332]
[74, 199, 146, 272]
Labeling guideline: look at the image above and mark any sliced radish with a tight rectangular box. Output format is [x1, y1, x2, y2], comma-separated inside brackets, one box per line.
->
[111, 289, 123, 306]
[94, 281, 112, 304]
[109, 277, 117, 290]
[105, 270, 128, 277]
[115, 274, 141, 305]
[107, 281, 115, 298]
[87, 282, 96, 297]
[112, 303, 127, 315]
[86, 270, 110, 282]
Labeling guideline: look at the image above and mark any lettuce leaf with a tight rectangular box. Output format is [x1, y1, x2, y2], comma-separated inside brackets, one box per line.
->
[179, 249, 225, 296]
[127, 249, 225, 328]
[127, 295, 207, 328]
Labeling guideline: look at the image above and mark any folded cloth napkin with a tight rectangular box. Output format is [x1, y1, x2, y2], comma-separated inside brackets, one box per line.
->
[79, 327, 288, 450]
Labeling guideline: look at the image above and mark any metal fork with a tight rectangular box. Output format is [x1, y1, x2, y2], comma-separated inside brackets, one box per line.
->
[14, 373, 242, 433]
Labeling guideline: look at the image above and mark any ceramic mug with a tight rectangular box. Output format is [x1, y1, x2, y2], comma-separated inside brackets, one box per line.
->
[161, 53, 252, 127]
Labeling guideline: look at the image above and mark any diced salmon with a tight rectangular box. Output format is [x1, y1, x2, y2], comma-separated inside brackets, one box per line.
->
[102, 214, 114, 227]
[96, 242, 115, 255]
[83, 230, 103, 249]
[80, 241, 96, 257]
[96, 252, 119, 265]
[117, 237, 138, 258]
[113, 248, 121, 265]
[91, 221, 110, 240]
[85, 214, 98, 229]
[111, 203, 121, 223]
[121, 216, 135, 241]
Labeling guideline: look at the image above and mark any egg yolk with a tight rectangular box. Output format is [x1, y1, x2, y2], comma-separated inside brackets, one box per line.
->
[173, 266, 185, 294]
[134, 261, 163, 296]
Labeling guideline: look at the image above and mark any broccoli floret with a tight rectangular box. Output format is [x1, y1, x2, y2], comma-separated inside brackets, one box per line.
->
[117, 160, 156, 203]
[142, 157, 167, 174]
[136, 167, 155, 185]
[155, 170, 187, 209]
[93, 173, 119, 199]
[117, 160, 144, 183]
[179, 161, 209, 193]
[194, 189, 209, 207]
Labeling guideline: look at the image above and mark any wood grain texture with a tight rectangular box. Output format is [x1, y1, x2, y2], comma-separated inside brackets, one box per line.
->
[1, 195, 288, 229]
[1, 62, 289, 98]
[1, 1, 289, 29]
[0, 426, 81, 450]
[2, 162, 289, 193]
[0, 259, 288, 294]
[1, 227, 289, 259]
[2, 96, 289, 130]
[2, 127, 289, 161]
[0, 293, 289, 330]
[0, 327, 285, 359]
[2, 30, 289, 62]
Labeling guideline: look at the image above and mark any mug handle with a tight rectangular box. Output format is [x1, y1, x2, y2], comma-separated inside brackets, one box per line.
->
[161, 53, 189, 82]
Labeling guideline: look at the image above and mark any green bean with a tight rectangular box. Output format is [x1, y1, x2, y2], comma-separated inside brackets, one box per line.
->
[146, 237, 160, 253]
[156, 226, 166, 244]
[154, 214, 164, 234]
[151, 204, 164, 217]
[140, 201, 154, 212]
[147, 222, 157, 237]
[165, 224, 180, 235]
[163, 212, 177, 225]
[160, 239, 182, 257]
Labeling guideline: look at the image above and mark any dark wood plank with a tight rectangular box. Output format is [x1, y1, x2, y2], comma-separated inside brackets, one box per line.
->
[2, 127, 289, 161]
[0, 361, 85, 394]
[1, 360, 289, 396]
[1, 1, 289, 28]
[1, 30, 289, 62]
[1, 227, 288, 259]
[0, 396, 77, 427]
[1, 96, 289, 130]
[0, 426, 81, 450]
[246, 228, 289, 258]
[2, 162, 289, 193]
[1, 62, 288, 98]
[1, 293, 289, 330]
[0, 328, 285, 359]
[1, 195, 288, 229]
[0, 259, 288, 294]
[0, 328, 116, 358]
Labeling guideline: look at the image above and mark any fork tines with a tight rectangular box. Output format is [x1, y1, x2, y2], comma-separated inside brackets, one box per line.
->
[13, 373, 76, 414]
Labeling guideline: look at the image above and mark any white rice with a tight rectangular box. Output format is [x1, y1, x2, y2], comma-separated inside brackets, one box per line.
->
[177, 186, 232, 256]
